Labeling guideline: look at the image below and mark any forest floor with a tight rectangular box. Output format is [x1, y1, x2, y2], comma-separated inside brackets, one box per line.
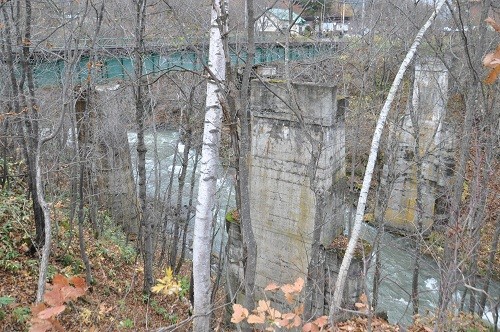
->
[0, 191, 197, 331]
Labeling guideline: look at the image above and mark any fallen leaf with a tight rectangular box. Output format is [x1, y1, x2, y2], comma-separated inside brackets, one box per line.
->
[355, 302, 366, 309]
[485, 17, 500, 32]
[281, 277, 304, 294]
[277, 317, 290, 328]
[44, 288, 65, 307]
[29, 318, 53, 332]
[264, 282, 280, 292]
[52, 275, 69, 287]
[256, 300, 271, 313]
[284, 292, 294, 304]
[295, 303, 304, 315]
[485, 65, 500, 84]
[313, 315, 328, 328]
[247, 313, 265, 324]
[292, 314, 302, 327]
[68, 276, 86, 289]
[483, 46, 500, 68]
[37, 305, 66, 319]
[302, 322, 319, 332]
[230, 304, 248, 324]
[31, 303, 47, 316]
[61, 285, 86, 302]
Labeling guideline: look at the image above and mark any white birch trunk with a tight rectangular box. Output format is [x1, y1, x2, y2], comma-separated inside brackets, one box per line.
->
[192, 0, 225, 330]
[329, 0, 447, 321]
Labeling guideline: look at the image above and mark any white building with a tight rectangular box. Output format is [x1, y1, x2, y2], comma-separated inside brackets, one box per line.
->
[256, 8, 306, 35]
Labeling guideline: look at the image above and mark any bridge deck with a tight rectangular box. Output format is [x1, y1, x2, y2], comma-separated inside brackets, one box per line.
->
[2, 38, 342, 86]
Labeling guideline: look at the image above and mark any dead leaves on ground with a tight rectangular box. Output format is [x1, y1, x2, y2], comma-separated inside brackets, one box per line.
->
[231, 279, 400, 332]
[336, 316, 400, 331]
[29, 274, 87, 332]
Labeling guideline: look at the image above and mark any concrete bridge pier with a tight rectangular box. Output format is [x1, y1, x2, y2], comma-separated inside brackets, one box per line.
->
[377, 58, 455, 234]
[75, 83, 138, 237]
[227, 80, 359, 316]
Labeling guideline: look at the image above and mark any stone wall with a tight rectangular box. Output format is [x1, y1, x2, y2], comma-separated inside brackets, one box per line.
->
[249, 81, 345, 290]
[76, 83, 139, 236]
[377, 58, 455, 233]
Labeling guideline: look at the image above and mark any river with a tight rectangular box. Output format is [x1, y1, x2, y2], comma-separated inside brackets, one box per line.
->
[128, 129, 499, 328]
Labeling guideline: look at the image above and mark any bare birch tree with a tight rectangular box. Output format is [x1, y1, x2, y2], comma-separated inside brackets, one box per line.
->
[329, 0, 447, 321]
[192, 0, 226, 330]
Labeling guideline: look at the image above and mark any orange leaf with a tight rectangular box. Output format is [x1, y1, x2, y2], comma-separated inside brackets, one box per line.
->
[37, 305, 66, 319]
[277, 317, 290, 327]
[292, 314, 302, 327]
[69, 276, 86, 289]
[354, 302, 366, 309]
[52, 275, 69, 286]
[264, 282, 280, 292]
[485, 17, 500, 32]
[61, 285, 86, 302]
[359, 293, 368, 304]
[483, 46, 500, 68]
[281, 283, 294, 294]
[284, 291, 295, 304]
[313, 315, 328, 328]
[247, 313, 265, 324]
[302, 322, 319, 332]
[256, 300, 271, 313]
[294, 303, 304, 315]
[281, 277, 304, 295]
[29, 318, 53, 332]
[44, 288, 64, 307]
[231, 304, 249, 324]
[31, 303, 47, 316]
[293, 277, 304, 292]
[268, 307, 281, 319]
[485, 65, 500, 85]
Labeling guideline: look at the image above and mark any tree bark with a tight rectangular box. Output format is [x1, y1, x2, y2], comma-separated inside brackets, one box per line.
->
[192, 0, 226, 330]
[132, 0, 153, 295]
[237, 0, 258, 313]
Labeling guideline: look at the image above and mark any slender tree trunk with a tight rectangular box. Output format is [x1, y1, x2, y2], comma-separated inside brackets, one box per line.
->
[193, 1, 226, 330]
[170, 122, 192, 269]
[407, 66, 424, 316]
[410, 118, 424, 316]
[133, 0, 153, 294]
[176, 150, 199, 274]
[237, 0, 258, 313]
[78, 164, 93, 284]
[329, 0, 447, 321]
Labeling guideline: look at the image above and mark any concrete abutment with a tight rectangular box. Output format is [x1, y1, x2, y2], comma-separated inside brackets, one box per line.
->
[227, 80, 362, 316]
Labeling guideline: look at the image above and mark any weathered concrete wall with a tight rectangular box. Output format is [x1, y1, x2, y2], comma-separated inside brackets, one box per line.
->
[324, 247, 363, 313]
[248, 80, 346, 292]
[77, 83, 139, 236]
[378, 58, 455, 233]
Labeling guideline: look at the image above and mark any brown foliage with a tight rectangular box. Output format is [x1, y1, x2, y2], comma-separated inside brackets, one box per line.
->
[483, 18, 500, 84]
[29, 275, 87, 332]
